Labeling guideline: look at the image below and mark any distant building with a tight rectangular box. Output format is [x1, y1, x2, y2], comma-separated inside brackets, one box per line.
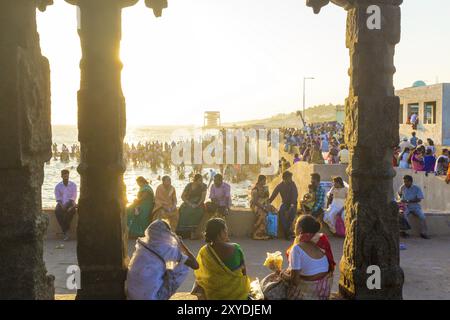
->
[203, 111, 221, 128]
[396, 82, 450, 145]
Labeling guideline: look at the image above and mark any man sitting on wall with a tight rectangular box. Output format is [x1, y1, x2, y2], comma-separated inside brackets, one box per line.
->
[209, 174, 231, 217]
[54, 169, 77, 241]
[310, 173, 326, 219]
[398, 175, 430, 239]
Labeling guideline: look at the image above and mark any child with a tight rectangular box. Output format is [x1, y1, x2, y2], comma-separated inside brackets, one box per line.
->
[300, 184, 316, 214]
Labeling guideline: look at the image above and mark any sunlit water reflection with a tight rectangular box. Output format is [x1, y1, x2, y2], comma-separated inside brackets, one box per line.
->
[42, 126, 253, 209]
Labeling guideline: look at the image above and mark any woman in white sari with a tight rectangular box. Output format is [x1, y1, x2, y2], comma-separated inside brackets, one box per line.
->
[323, 177, 348, 234]
[127, 219, 198, 300]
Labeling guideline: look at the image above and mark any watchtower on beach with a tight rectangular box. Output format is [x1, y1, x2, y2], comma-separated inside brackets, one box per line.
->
[203, 111, 221, 128]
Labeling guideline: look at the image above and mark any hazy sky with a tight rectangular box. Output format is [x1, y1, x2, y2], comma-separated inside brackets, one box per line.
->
[37, 0, 450, 126]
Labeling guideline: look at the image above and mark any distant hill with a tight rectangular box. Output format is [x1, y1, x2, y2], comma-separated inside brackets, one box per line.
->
[223, 104, 343, 128]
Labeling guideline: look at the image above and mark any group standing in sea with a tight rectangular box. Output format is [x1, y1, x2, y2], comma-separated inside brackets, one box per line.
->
[51, 138, 255, 184]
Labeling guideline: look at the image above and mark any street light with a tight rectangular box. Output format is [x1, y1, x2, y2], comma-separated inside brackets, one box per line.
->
[303, 77, 315, 124]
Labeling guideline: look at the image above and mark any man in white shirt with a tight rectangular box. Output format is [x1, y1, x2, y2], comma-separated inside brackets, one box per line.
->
[54, 169, 77, 241]
[410, 113, 419, 129]
[338, 144, 349, 164]
[398, 137, 413, 152]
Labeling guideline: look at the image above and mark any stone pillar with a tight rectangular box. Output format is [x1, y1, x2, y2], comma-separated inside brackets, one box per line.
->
[65, 0, 137, 300]
[341, 1, 404, 299]
[0, 0, 54, 299]
[306, 0, 404, 299]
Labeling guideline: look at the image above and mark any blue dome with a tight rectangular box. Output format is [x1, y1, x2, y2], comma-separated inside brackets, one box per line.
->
[412, 80, 426, 87]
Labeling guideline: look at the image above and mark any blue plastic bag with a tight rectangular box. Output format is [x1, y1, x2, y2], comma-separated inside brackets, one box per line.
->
[266, 212, 278, 238]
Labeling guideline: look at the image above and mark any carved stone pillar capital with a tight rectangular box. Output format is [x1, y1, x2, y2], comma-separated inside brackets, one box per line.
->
[36, 0, 53, 12]
[306, 0, 403, 14]
[145, 0, 168, 17]
[65, 0, 138, 9]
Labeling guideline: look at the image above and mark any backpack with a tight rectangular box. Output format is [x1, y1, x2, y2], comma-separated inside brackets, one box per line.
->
[266, 212, 278, 238]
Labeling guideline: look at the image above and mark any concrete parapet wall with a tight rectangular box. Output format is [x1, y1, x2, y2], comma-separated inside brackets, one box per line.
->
[43, 162, 450, 240]
[269, 161, 450, 212]
[43, 207, 450, 240]
[43, 207, 256, 240]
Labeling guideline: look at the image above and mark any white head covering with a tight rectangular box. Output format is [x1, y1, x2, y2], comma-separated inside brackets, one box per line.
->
[138, 219, 182, 264]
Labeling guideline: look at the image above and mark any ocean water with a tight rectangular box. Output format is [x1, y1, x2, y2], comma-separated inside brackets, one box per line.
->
[42, 125, 253, 209]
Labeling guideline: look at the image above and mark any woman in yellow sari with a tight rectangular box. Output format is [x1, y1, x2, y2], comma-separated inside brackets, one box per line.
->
[193, 218, 250, 300]
[152, 176, 178, 231]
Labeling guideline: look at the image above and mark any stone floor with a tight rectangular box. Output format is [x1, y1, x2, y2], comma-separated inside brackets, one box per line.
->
[45, 235, 450, 300]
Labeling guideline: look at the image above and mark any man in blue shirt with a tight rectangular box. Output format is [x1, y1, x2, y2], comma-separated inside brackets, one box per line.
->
[398, 175, 430, 239]
[410, 132, 418, 148]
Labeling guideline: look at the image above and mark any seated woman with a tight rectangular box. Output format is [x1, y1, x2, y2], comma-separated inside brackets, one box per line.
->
[327, 143, 339, 164]
[127, 219, 198, 300]
[193, 218, 250, 300]
[127, 176, 155, 238]
[435, 156, 448, 176]
[309, 144, 325, 164]
[411, 146, 425, 172]
[251, 175, 270, 240]
[152, 176, 178, 231]
[323, 177, 348, 234]
[299, 184, 316, 215]
[399, 147, 411, 169]
[177, 174, 207, 238]
[280, 215, 335, 300]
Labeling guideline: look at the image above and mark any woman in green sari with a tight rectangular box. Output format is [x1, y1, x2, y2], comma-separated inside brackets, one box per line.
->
[127, 176, 155, 238]
[177, 174, 207, 238]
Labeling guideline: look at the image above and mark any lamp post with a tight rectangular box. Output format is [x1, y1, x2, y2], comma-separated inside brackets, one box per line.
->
[303, 76, 315, 122]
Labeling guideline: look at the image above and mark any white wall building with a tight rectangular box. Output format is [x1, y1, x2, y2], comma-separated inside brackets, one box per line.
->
[397, 82, 450, 145]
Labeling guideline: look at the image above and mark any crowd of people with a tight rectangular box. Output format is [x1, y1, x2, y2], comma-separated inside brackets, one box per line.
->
[52, 164, 431, 300]
[51, 139, 256, 184]
[280, 121, 450, 185]
[52, 143, 80, 162]
[50, 121, 444, 300]
[279, 122, 348, 171]
[394, 131, 450, 183]
[52, 165, 342, 299]
[127, 215, 335, 300]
